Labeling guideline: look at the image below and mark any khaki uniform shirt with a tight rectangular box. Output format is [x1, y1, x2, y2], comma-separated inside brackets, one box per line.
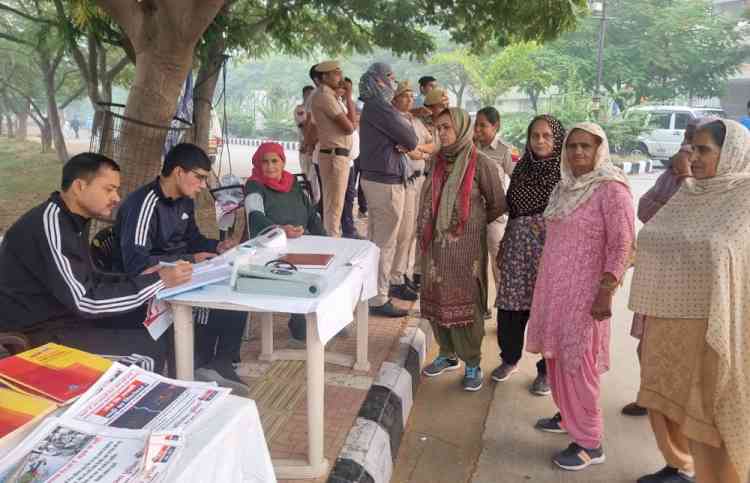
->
[479, 134, 516, 191]
[310, 84, 352, 150]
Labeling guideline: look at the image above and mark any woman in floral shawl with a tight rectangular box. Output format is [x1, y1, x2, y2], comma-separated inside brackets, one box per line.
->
[418, 108, 505, 392]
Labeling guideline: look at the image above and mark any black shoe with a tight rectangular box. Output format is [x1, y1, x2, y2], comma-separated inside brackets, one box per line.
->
[637, 466, 695, 483]
[195, 359, 250, 397]
[622, 401, 648, 416]
[389, 283, 418, 301]
[343, 231, 364, 240]
[412, 273, 421, 289]
[288, 313, 307, 340]
[404, 275, 419, 292]
[370, 301, 408, 318]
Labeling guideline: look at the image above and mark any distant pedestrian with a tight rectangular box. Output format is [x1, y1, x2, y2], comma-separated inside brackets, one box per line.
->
[739, 99, 750, 130]
[419, 108, 506, 392]
[492, 115, 565, 396]
[527, 123, 633, 471]
[70, 117, 80, 139]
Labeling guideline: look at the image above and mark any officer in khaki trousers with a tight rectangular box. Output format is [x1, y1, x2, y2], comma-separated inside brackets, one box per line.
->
[310, 61, 355, 237]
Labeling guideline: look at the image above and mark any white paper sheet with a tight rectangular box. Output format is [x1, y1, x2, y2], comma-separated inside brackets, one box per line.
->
[162, 236, 379, 344]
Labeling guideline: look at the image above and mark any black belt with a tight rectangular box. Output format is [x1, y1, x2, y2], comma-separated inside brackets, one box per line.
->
[319, 148, 350, 156]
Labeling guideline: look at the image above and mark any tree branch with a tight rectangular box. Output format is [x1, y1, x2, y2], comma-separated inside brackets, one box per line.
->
[51, 0, 91, 84]
[59, 84, 86, 110]
[0, 31, 35, 48]
[50, 46, 66, 74]
[0, 2, 56, 26]
[94, 0, 142, 42]
[55, 70, 78, 93]
[105, 55, 130, 80]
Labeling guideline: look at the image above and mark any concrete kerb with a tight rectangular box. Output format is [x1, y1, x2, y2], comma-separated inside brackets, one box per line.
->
[327, 318, 433, 483]
[616, 159, 654, 175]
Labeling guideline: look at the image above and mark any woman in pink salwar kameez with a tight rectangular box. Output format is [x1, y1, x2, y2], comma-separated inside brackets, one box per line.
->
[526, 122, 634, 471]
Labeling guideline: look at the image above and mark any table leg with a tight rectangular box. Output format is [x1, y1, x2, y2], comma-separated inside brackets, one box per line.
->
[259, 312, 274, 361]
[306, 313, 329, 475]
[354, 299, 371, 372]
[171, 304, 195, 380]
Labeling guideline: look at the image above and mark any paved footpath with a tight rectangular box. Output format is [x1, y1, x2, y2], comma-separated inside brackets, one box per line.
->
[394, 172, 667, 483]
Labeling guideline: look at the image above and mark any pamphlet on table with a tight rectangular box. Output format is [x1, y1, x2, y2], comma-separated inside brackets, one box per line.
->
[64, 363, 229, 431]
[0, 343, 111, 404]
[0, 388, 56, 442]
[0, 418, 183, 483]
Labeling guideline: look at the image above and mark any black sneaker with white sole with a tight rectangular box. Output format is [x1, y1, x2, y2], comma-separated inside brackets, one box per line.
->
[423, 356, 461, 377]
[637, 466, 695, 483]
[552, 442, 605, 471]
[535, 412, 567, 433]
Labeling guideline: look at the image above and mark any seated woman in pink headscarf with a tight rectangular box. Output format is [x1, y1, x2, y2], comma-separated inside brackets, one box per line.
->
[244, 142, 325, 345]
[526, 123, 634, 472]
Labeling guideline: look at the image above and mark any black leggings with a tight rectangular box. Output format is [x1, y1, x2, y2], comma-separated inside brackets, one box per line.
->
[497, 309, 546, 375]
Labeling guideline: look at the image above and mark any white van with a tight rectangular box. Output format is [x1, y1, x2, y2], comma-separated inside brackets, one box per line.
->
[624, 105, 725, 160]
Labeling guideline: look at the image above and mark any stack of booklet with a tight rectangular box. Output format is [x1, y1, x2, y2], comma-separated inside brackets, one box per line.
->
[0, 344, 231, 483]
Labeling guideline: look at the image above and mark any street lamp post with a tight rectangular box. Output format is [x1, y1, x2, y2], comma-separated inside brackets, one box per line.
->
[592, 0, 607, 118]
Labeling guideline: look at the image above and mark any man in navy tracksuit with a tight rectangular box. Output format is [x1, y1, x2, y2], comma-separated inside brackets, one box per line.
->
[113, 143, 247, 395]
[0, 153, 192, 371]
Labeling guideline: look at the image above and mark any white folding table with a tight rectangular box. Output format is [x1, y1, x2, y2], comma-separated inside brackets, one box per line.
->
[164, 236, 378, 479]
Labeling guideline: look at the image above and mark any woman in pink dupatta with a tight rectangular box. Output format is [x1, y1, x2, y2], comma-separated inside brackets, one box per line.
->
[525, 123, 634, 471]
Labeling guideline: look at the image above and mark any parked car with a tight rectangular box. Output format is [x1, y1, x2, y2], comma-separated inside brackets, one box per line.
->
[624, 105, 725, 162]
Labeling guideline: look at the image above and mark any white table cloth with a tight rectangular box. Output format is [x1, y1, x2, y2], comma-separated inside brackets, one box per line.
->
[163, 236, 379, 480]
[173, 396, 276, 483]
[166, 236, 379, 344]
[0, 397, 275, 483]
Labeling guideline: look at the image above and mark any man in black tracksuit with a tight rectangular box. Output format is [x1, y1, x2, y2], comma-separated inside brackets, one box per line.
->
[113, 143, 247, 394]
[0, 153, 192, 371]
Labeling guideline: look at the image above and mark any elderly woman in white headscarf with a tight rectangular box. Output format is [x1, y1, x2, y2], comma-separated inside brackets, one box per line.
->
[525, 123, 634, 471]
[358, 62, 418, 317]
[630, 120, 749, 483]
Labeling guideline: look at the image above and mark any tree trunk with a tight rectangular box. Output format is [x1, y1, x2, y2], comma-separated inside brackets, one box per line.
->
[6, 115, 13, 137]
[40, 119, 52, 153]
[39, 51, 69, 162]
[94, 0, 226, 201]
[116, 51, 194, 200]
[16, 111, 27, 141]
[193, 39, 225, 151]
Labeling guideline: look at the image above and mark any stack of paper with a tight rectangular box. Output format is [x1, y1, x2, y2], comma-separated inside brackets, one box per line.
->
[0, 348, 232, 483]
[0, 387, 56, 442]
[0, 343, 111, 404]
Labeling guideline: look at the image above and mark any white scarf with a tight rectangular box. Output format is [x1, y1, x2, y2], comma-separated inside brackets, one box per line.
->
[544, 122, 630, 221]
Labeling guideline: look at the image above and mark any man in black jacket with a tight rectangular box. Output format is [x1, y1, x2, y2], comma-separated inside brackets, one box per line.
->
[0, 153, 192, 371]
[113, 143, 247, 395]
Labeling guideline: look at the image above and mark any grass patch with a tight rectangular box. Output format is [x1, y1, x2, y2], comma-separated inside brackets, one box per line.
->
[0, 137, 61, 232]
